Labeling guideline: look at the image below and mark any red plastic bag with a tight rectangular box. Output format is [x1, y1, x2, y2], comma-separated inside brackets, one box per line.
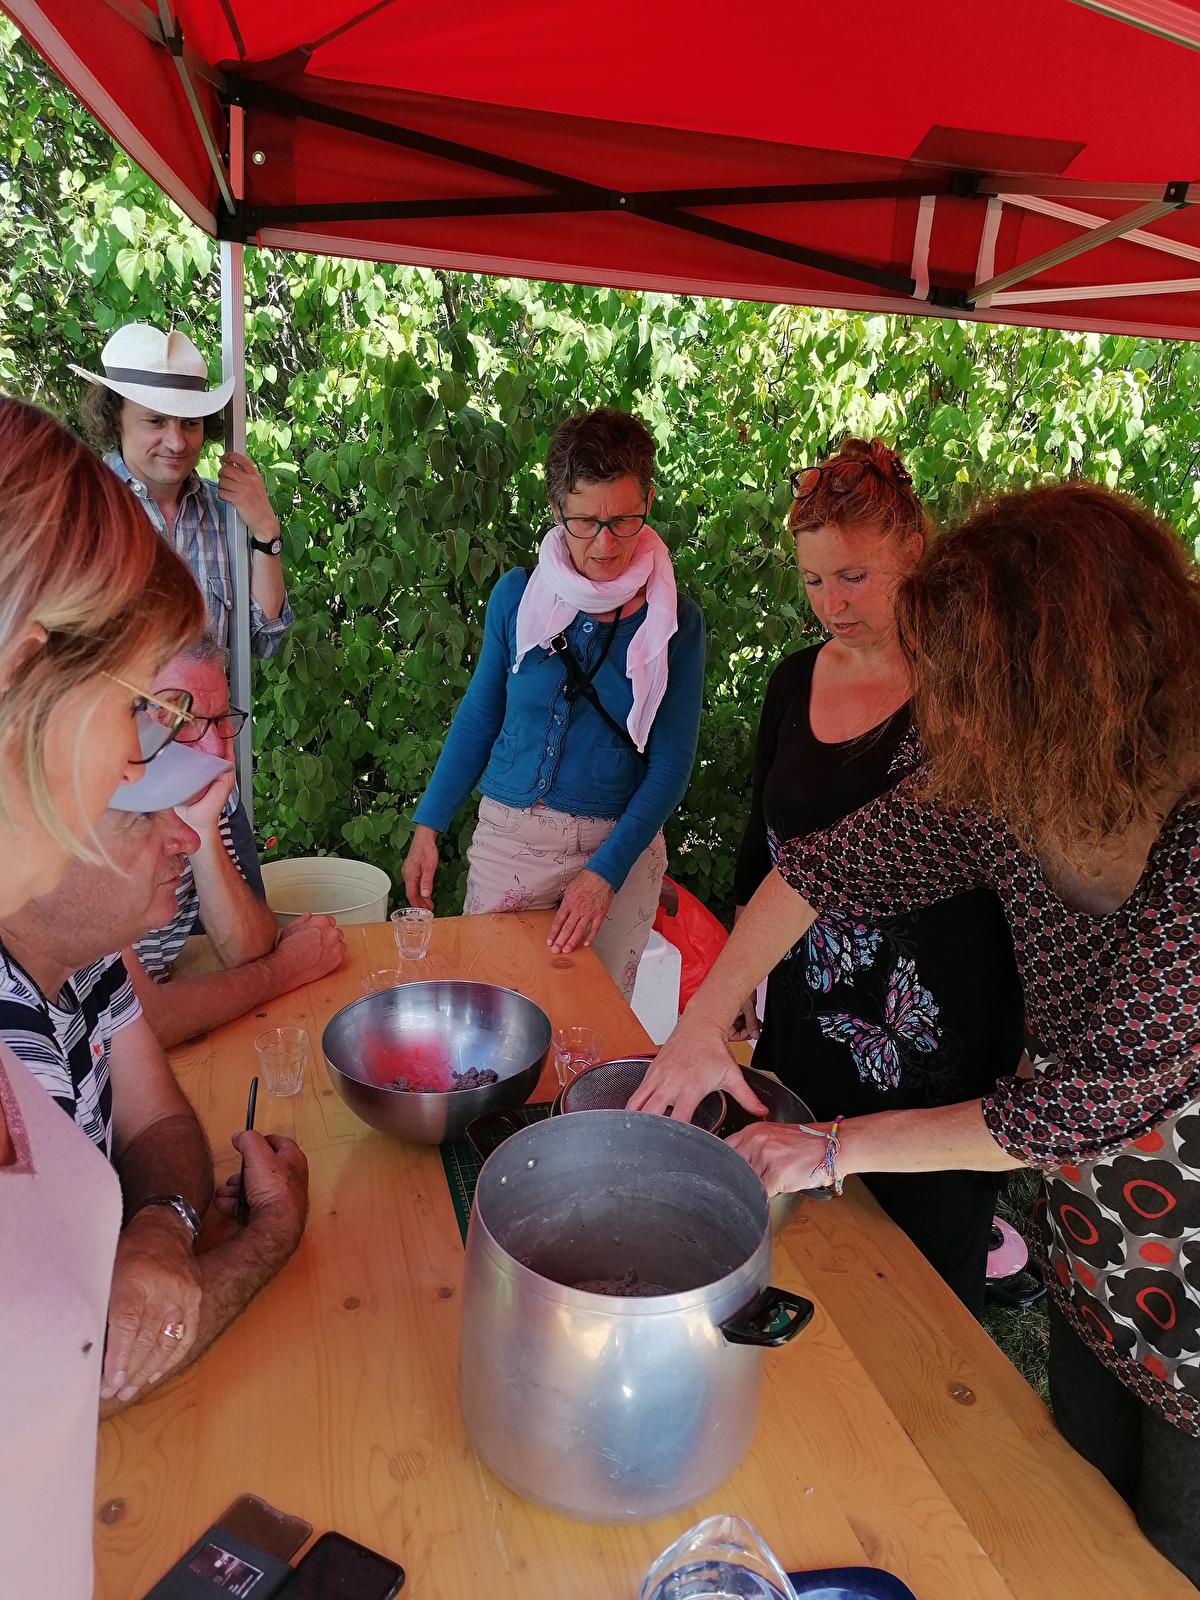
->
[653, 876, 729, 1013]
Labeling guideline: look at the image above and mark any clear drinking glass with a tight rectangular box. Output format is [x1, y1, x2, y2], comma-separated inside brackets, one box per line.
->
[391, 907, 434, 961]
[362, 968, 404, 994]
[552, 1024, 603, 1089]
[253, 1026, 308, 1096]
[638, 1515, 798, 1600]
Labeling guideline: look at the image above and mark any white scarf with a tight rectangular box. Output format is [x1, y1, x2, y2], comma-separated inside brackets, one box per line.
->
[513, 525, 679, 753]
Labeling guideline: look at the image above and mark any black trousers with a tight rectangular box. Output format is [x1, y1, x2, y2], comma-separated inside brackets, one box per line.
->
[862, 1168, 1005, 1319]
[1048, 1300, 1200, 1588]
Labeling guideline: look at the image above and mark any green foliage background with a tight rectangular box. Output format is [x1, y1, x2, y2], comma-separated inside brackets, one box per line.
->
[5, 21, 1200, 922]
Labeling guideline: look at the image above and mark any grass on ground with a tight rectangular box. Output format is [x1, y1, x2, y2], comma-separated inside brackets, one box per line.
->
[981, 1168, 1050, 1402]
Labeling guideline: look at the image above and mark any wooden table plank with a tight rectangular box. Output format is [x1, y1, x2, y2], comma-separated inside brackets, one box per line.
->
[90, 915, 1169, 1600]
[778, 1182, 1196, 1599]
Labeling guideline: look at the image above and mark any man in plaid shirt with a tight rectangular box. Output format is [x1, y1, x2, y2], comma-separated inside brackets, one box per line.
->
[73, 322, 293, 657]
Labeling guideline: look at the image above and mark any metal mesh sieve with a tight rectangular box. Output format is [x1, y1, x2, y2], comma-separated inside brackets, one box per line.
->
[560, 1057, 726, 1133]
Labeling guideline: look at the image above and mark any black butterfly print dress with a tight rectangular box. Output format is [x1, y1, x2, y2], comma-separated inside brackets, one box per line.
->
[735, 645, 1026, 1314]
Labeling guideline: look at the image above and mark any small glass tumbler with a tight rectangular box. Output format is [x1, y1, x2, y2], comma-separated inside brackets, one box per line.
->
[391, 907, 434, 961]
[362, 968, 404, 995]
[254, 1026, 308, 1097]
[552, 1024, 603, 1090]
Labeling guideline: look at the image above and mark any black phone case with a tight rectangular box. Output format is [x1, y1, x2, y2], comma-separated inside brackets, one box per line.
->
[142, 1524, 294, 1600]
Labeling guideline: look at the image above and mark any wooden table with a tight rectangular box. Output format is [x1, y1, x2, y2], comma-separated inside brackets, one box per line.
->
[95, 916, 1190, 1599]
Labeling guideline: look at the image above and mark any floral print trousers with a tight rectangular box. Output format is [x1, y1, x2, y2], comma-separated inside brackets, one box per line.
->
[463, 797, 667, 1000]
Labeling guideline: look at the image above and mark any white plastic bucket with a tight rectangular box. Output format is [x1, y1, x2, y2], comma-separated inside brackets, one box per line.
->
[630, 930, 683, 1046]
[261, 856, 391, 928]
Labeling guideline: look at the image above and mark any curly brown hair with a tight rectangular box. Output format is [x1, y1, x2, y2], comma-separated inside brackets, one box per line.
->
[897, 481, 1200, 862]
[788, 436, 927, 544]
[78, 383, 225, 453]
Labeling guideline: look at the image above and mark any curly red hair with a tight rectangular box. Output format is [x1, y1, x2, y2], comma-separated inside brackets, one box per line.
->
[897, 482, 1200, 860]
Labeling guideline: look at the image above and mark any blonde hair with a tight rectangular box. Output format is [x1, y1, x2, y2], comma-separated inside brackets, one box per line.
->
[0, 396, 205, 843]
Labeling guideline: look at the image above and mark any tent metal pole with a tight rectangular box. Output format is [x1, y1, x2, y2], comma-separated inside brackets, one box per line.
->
[968, 196, 1185, 304]
[221, 104, 253, 824]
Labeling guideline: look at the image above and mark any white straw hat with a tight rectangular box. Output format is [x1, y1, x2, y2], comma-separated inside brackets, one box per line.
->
[70, 323, 234, 418]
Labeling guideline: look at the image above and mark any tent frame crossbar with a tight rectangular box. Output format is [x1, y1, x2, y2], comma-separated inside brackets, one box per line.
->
[222, 77, 921, 296]
[93, 5, 1200, 307]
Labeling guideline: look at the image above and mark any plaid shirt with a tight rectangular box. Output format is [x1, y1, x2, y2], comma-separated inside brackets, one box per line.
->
[105, 451, 292, 659]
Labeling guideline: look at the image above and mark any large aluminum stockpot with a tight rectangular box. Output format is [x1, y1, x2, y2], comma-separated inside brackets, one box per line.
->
[321, 981, 550, 1145]
[460, 1110, 812, 1523]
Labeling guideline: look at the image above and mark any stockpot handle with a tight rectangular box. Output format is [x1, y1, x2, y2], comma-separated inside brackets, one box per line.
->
[721, 1287, 814, 1348]
[466, 1107, 526, 1162]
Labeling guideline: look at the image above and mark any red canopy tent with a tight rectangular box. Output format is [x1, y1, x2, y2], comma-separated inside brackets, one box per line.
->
[8, 0, 1200, 334]
[5, 0, 1200, 802]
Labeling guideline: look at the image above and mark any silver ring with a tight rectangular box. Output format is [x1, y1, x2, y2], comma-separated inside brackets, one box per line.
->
[162, 1321, 185, 1341]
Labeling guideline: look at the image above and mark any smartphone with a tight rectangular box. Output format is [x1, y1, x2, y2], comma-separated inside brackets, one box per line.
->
[275, 1533, 404, 1600]
[142, 1496, 310, 1600]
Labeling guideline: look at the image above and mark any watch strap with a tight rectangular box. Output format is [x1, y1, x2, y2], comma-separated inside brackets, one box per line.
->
[132, 1193, 202, 1247]
[250, 534, 282, 556]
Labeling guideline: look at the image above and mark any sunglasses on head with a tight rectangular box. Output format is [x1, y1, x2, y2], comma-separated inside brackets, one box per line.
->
[790, 455, 917, 508]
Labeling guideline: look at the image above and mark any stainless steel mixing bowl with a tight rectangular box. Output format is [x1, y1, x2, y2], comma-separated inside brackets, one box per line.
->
[321, 981, 552, 1145]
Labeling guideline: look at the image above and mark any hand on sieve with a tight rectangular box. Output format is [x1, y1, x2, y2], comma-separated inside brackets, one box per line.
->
[626, 1010, 767, 1123]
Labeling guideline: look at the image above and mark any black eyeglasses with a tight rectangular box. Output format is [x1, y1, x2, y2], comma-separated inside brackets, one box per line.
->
[790, 456, 918, 509]
[554, 499, 651, 542]
[163, 698, 249, 745]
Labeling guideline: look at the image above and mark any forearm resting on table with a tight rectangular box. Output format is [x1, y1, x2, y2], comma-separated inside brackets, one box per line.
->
[688, 869, 818, 1027]
[126, 950, 290, 1050]
[116, 1111, 214, 1218]
[841, 1100, 1024, 1178]
[100, 1214, 300, 1418]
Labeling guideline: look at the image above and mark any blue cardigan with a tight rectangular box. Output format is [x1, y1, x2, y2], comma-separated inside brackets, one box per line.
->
[414, 567, 705, 890]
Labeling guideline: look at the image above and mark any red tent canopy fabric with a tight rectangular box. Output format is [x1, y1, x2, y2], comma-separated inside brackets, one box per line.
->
[8, 0, 1200, 337]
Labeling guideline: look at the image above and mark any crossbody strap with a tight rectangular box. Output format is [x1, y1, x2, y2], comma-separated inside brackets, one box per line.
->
[548, 614, 649, 765]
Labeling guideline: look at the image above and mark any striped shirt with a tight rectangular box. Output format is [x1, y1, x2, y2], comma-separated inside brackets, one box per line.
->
[0, 947, 141, 1159]
[103, 451, 292, 659]
[133, 807, 242, 982]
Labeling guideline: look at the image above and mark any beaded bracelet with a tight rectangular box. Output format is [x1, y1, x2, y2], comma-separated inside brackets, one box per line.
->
[796, 1115, 845, 1195]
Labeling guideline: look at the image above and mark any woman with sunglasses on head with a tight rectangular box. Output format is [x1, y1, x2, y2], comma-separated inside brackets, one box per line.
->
[672, 437, 1024, 1314]
[0, 396, 205, 1599]
[635, 479, 1200, 1581]
[403, 407, 704, 996]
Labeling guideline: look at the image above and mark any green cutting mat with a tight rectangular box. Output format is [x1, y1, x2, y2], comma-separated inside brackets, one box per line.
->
[440, 1101, 554, 1244]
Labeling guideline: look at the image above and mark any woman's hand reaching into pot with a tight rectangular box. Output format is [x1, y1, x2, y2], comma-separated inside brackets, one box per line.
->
[626, 1010, 768, 1123]
[628, 870, 821, 1125]
[726, 1121, 838, 1197]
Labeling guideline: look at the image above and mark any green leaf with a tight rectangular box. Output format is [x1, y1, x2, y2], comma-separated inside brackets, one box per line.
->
[114, 246, 140, 290]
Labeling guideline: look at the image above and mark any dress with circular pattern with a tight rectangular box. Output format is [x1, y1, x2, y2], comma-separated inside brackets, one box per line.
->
[776, 780, 1200, 1436]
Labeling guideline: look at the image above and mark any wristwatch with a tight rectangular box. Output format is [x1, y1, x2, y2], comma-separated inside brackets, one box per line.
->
[250, 533, 283, 556]
[132, 1194, 203, 1249]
